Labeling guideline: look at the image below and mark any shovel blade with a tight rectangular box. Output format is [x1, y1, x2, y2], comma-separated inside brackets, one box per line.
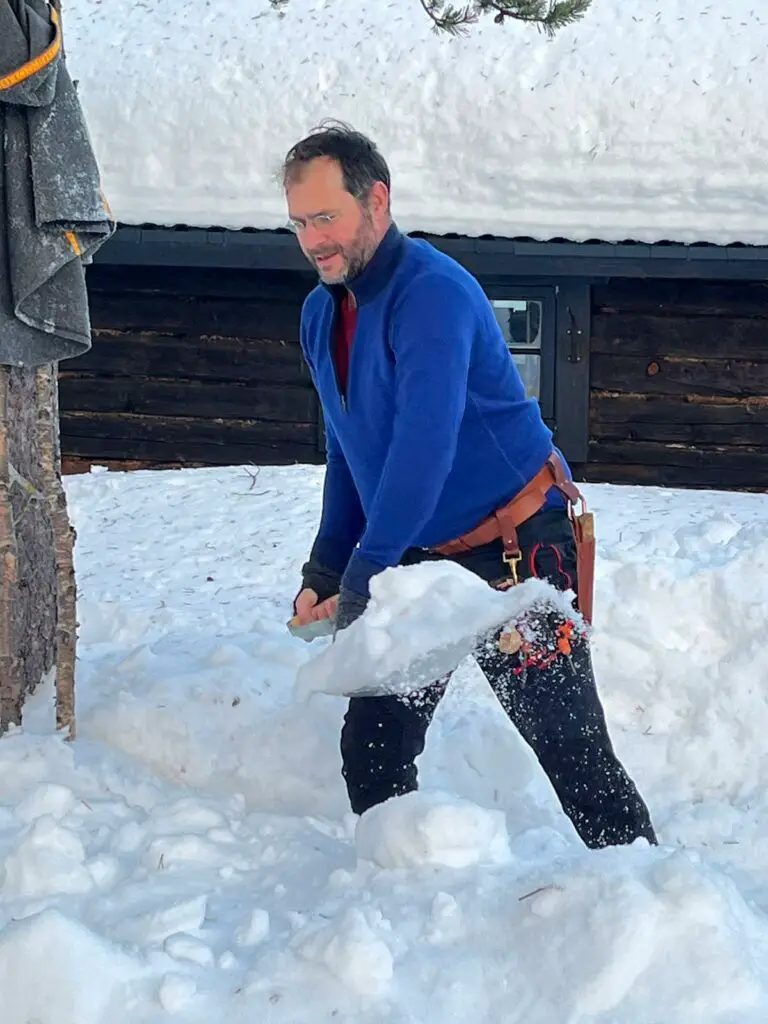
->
[337, 635, 480, 697]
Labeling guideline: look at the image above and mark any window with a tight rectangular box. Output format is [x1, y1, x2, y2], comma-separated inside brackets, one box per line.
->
[488, 288, 556, 423]
[491, 299, 543, 400]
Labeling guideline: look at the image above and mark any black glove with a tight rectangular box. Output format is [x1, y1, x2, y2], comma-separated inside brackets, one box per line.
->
[294, 555, 341, 613]
[334, 587, 368, 634]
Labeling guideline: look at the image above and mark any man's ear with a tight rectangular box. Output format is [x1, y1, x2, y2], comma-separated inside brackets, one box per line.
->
[368, 180, 391, 219]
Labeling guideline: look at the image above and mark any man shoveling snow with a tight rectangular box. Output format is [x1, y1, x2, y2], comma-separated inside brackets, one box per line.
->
[283, 122, 656, 851]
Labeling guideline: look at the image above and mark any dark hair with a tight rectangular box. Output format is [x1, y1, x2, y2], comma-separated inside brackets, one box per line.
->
[281, 120, 391, 203]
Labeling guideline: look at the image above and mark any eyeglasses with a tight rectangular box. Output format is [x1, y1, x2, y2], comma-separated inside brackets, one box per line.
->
[287, 212, 340, 234]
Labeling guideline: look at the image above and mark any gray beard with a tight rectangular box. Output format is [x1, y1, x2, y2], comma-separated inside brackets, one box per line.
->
[318, 213, 378, 284]
[338, 246, 372, 283]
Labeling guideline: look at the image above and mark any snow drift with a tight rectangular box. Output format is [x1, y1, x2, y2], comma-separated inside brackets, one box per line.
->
[0, 465, 766, 1022]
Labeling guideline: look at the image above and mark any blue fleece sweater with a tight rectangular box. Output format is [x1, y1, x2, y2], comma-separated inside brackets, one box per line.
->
[300, 225, 564, 598]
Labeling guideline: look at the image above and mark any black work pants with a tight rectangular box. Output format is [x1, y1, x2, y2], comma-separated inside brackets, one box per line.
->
[339, 508, 657, 850]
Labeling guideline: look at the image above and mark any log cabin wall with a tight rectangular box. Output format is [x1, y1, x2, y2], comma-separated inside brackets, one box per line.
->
[59, 264, 321, 472]
[584, 279, 768, 490]
[58, 240, 768, 492]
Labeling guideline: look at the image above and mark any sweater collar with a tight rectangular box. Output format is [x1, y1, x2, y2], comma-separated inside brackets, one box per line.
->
[324, 222, 405, 307]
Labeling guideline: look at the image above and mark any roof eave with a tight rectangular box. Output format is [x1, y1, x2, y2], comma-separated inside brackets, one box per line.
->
[92, 224, 768, 282]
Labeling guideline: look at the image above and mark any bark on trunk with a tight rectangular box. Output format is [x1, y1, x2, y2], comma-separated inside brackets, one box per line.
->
[36, 365, 77, 738]
[0, 368, 22, 727]
[0, 364, 76, 738]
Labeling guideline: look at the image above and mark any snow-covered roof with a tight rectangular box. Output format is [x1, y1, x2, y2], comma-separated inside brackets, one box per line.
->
[65, 0, 768, 245]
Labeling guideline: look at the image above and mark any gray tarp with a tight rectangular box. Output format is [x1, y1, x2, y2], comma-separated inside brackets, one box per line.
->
[0, 0, 114, 367]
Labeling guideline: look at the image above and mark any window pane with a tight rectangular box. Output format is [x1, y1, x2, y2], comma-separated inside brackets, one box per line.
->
[491, 298, 543, 399]
[491, 300, 542, 349]
[513, 352, 541, 400]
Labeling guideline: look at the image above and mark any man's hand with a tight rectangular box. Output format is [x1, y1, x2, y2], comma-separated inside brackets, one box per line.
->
[293, 587, 339, 626]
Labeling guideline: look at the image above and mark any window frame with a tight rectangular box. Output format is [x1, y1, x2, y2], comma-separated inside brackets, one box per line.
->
[552, 279, 591, 465]
[485, 284, 557, 425]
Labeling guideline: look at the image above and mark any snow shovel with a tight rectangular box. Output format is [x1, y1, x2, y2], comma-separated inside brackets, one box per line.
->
[292, 561, 580, 701]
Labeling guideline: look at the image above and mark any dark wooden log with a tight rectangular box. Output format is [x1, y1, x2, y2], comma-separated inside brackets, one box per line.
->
[60, 411, 317, 448]
[592, 419, 768, 446]
[591, 393, 768, 444]
[86, 263, 315, 303]
[590, 354, 768, 398]
[74, 331, 309, 385]
[87, 293, 302, 341]
[592, 313, 768, 361]
[590, 392, 768, 425]
[58, 375, 316, 422]
[580, 459, 766, 491]
[58, 434, 323, 468]
[588, 439, 768, 474]
[62, 456, 178, 474]
[592, 280, 768, 317]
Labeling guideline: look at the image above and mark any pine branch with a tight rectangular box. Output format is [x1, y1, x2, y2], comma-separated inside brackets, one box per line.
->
[477, 0, 592, 35]
[407, 0, 591, 35]
[270, 0, 592, 35]
[418, 0, 479, 35]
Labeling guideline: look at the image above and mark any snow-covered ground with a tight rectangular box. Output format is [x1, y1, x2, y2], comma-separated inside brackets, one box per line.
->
[63, 0, 768, 244]
[1, 464, 768, 1022]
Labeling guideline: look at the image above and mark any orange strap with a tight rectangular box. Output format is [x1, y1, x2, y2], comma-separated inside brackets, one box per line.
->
[0, 3, 62, 93]
[433, 453, 581, 557]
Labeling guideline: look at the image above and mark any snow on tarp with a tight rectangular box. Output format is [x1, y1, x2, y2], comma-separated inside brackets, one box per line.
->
[62, 0, 768, 245]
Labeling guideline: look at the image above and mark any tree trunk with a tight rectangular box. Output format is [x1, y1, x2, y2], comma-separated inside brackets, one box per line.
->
[36, 365, 77, 738]
[0, 368, 22, 727]
[0, 364, 76, 738]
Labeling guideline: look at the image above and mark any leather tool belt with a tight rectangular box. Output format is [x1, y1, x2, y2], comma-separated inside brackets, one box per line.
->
[431, 452, 596, 624]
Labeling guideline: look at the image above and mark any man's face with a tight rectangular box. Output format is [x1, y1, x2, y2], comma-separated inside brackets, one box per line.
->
[286, 156, 388, 284]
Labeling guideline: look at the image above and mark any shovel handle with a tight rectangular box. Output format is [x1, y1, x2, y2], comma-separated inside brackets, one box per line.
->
[286, 615, 336, 642]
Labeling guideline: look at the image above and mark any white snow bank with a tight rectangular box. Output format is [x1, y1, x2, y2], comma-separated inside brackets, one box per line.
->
[288, 844, 768, 1023]
[591, 486, 768, 811]
[481, 848, 768, 1022]
[62, 0, 768, 244]
[0, 465, 766, 1022]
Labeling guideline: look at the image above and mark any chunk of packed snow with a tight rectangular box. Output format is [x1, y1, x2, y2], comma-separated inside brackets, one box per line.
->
[295, 907, 394, 996]
[355, 790, 512, 870]
[2, 816, 94, 899]
[164, 932, 215, 966]
[14, 783, 78, 823]
[112, 895, 208, 947]
[234, 908, 271, 948]
[158, 973, 198, 1014]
